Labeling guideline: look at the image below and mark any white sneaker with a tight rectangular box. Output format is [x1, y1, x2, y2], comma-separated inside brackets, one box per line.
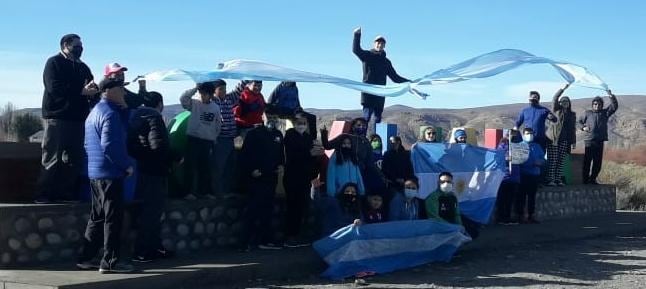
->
[99, 263, 134, 274]
[258, 243, 283, 250]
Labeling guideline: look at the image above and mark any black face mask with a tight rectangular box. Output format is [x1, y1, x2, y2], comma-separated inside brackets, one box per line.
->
[341, 147, 352, 156]
[529, 99, 539, 105]
[69, 46, 83, 59]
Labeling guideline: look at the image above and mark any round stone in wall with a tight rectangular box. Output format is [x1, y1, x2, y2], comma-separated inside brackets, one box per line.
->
[187, 211, 197, 222]
[17, 254, 30, 263]
[200, 208, 210, 221]
[66, 230, 81, 242]
[1, 252, 10, 264]
[231, 222, 244, 234]
[216, 237, 228, 246]
[60, 249, 75, 259]
[37, 251, 53, 262]
[38, 218, 55, 231]
[169, 211, 183, 220]
[176, 240, 187, 251]
[226, 208, 238, 220]
[202, 238, 212, 248]
[14, 217, 31, 233]
[177, 224, 190, 236]
[190, 240, 200, 250]
[212, 207, 224, 218]
[217, 223, 229, 234]
[46, 233, 63, 245]
[60, 214, 77, 226]
[206, 222, 216, 234]
[25, 233, 43, 249]
[161, 225, 171, 235]
[162, 239, 174, 251]
[8, 238, 21, 251]
[194, 222, 205, 235]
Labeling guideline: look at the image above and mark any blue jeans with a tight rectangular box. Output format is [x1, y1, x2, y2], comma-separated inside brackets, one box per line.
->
[362, 106, 383, 124]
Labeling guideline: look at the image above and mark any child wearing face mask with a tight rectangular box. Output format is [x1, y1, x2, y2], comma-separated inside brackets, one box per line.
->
[388, 178, 421, 221]
[321, 183, 363, 236]
[425, 172, 462, 225]
[518, 128, 545, 224]
[363, 193, 386, 224]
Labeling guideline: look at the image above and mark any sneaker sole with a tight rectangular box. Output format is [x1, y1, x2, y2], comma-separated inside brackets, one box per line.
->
[99, 269, 134, 274]
[76, 264, 99, 270]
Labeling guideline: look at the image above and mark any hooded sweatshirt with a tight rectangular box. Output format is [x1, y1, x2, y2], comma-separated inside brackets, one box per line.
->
[578, 95, 619, 143]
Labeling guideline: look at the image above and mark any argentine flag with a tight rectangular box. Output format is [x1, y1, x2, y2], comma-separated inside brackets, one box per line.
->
[411, 143, 506, 224]
[313, 220, 471, 280]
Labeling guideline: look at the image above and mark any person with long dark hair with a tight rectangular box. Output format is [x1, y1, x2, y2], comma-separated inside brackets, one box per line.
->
[545, 84, 577, 186]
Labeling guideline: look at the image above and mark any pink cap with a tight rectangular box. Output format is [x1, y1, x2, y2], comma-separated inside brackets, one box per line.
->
[104, 62, 128, 76]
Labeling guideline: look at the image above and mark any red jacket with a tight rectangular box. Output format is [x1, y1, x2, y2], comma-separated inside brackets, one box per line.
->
[234, 89, 266, 128]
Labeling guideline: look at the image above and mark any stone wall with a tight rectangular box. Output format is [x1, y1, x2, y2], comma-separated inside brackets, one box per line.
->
[534, 184, 616, 220]
[0, 195, 319, 268]
[0, 185, 615, 268]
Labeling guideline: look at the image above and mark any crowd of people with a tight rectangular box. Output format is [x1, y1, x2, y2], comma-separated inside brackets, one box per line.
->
[36, 33, 619, 274]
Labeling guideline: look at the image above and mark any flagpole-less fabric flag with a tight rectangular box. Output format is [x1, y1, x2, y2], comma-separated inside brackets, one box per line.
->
[313, 219, 471, 280]
[142, 49, 608, 99]
[411, 143, 507, 224]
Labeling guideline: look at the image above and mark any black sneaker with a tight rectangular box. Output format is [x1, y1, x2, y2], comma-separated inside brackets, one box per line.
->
[153, 248, 175, 259]
[258, 243, 283, 250]
[131, 255, 154, 263]
[527, 217, 541, 224]
[76, 260, 100, 270]
[34, 197, 51, 204]
[99, 263, 135, 274]
[589, 179, 600, 185]
[284, 239, 311, 248]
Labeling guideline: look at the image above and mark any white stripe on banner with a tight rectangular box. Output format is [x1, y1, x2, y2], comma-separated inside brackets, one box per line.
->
[323, 231, 471, 264]
[415, 171, 505, 201]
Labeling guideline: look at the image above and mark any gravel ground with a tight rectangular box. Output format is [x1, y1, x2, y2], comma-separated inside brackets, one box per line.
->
[245, 233, 646, 289]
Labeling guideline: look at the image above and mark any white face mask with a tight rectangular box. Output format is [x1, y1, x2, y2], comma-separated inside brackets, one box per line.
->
[440, 183, 453, 193]
[404, 189, 418, 199]
[295, 124, 307, 134]
[523, 134, 534, 143]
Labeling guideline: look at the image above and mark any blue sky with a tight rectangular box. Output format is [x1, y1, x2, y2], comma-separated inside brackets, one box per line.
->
[1, 0, 645, 110]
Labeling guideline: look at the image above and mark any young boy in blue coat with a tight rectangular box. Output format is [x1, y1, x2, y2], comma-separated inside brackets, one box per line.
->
[518, 128, 545, 224]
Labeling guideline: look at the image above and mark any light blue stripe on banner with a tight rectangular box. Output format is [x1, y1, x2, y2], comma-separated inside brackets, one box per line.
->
[142, 49, 608, 100]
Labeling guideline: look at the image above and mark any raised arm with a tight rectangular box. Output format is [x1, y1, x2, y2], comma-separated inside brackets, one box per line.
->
[606, 89, 619, 117]
[352, 27, 370, 61]
[179, 87, 197, 111]
[552, 83, 569, 112]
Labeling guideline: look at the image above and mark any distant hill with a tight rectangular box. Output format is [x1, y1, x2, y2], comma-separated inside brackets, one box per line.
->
[17, 95, 646, 149]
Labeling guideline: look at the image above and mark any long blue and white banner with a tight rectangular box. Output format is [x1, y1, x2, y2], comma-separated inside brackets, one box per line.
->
[313, 219, 471, 280]
[411, 143, 507, 224]
[142, 49, 608, 99]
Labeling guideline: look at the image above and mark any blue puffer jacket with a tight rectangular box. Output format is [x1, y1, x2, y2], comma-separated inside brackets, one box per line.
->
[85, 98, 132, 179]
[266, 81, 300, 117]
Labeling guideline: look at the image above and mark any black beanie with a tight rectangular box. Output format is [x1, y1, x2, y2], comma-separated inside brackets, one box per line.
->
[592, 96, 604, 106]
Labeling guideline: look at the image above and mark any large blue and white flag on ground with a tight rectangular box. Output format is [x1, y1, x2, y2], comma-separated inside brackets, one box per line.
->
[142, 49, 608, 99]
[411, 143, 506, 224]
[313, 220, 471, 280]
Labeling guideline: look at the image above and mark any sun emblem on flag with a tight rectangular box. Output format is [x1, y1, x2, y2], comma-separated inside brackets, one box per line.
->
[455, 178, 467, 197]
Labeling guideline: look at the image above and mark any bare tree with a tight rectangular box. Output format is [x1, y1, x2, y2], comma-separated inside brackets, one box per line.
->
[0, 102, 16, 141]
[13, 113, 43, 143]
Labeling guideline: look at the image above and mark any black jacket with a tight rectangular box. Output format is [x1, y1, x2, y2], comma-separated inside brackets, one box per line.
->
[382, 148, 414, 187]
[353, 33, 410, 108]
[42, 53, 94, 121]
[240, 126, 285, 181]
[283, 128, 317, 186]
[127, 107, 180, 176]
[578, 95, 619, 143]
